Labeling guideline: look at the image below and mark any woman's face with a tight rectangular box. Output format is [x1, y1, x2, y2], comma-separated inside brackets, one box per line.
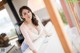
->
[22, 9, 32, 22]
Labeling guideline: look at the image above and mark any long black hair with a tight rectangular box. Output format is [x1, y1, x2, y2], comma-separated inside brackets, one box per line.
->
[19, 6, 38, 26]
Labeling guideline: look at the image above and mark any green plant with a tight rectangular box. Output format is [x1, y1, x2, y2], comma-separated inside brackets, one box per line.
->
[59, 11, 68, 24]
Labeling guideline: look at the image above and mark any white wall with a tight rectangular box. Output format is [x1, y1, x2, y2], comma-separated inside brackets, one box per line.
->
[27, 0, 45, 12]
[4, 0, 50, 23]
[12, 0, 28, 18]
[12, 0, 45, 12]
[12, 0, 49, 21]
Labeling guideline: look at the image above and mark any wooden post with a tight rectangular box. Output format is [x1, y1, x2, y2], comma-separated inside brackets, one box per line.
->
[43, 0, 73, 53]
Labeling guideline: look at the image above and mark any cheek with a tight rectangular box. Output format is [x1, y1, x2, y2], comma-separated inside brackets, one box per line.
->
[30, 14, 32, 19]
[22, 15, 30, 20]
[22, 15, 28, 18]
[29, 13, 32, 19]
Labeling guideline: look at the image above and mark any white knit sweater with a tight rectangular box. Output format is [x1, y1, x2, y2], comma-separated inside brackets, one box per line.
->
[20, 16, 47, 51]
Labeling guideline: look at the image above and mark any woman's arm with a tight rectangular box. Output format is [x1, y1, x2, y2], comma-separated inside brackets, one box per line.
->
[20, 24, 38, 52]
[36, 15, 52, 37]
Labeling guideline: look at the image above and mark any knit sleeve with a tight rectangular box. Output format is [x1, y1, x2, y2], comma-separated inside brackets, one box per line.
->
[36, 15, 49, 36]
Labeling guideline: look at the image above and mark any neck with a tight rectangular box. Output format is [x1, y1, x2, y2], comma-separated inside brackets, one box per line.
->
[24, 20, 33, 25]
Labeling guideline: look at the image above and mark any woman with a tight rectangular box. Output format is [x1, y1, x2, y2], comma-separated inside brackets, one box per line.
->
[19, 6, 51, 53]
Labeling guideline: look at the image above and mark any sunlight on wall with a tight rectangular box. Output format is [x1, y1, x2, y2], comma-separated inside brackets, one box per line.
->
[0, 0, 2, 2]
[28, 0, 45, 12]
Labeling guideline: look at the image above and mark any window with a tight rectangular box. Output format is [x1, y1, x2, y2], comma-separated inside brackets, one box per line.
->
[0, 9, 17, 39]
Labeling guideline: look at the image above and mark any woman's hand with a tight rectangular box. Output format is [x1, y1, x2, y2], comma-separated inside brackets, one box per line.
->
[32, 50, 38, 53]
[46, 32, 52, 37]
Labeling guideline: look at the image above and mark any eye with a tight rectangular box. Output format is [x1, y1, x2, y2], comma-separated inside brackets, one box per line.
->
[28, 11, 30, 13]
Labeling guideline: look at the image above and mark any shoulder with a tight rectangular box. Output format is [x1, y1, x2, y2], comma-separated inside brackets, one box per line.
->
[20, 22, 28, 30]
[35, 15, 40, 21]
[20, 22, 24, 29]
